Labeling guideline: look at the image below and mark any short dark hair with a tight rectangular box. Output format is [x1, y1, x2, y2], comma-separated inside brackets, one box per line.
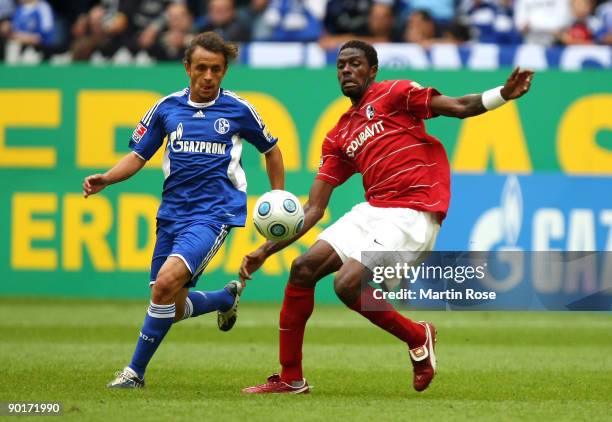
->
[411, 9, 434, 23]
[183, 31, 239, 66]
[339, 40, 378, 68]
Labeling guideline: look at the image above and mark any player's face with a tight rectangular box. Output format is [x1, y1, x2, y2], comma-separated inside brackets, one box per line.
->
[184, 46, 227, 103]
[336, 48, 377, 102]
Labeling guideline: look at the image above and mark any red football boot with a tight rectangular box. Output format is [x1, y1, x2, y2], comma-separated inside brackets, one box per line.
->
[409, 321, 437, 392]
[242, 374, 310, 394]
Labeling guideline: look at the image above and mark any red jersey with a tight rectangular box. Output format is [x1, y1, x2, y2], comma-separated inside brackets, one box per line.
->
[316, 80, 451, 220]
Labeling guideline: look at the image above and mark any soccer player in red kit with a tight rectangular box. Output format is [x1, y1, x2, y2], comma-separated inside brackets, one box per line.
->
[240, 40, 533, 394]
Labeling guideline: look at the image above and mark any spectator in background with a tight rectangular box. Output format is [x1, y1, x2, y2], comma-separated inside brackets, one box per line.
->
[439, 20, 471, 44]
[71, 0, 127, 59]
[559, 0, 600, 44]
[196, 0, 250, 42]
[72, 0, 178, 60]
[239, 0, 271, 40]
[490, 0, 522, 44]
[322, 0, 372, 38]
[464, 0, 522, 44]
[402, 9, 436, 45]
[595, 0, 612, 44]
[367, 2, 394, 41]
[148, 2, 194, 60]
[399, 8, 470, 46]
[47, 0, 96, 53]
[2, 0, 55, 49]
[515, 0, 571, 45]
[0, 0, 15, 60]
[253, 0, 321, 41]
[125, 0, 177, 54]
[320, 1, 393, 49]
[396, 0, 455, 27]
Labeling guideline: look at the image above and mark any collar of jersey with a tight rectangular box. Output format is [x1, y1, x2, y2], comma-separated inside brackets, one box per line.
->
[187, 88, 220, 108]
[350, 81, 379, 112]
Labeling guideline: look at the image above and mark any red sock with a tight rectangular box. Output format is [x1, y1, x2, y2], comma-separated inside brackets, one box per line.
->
[279, 283, 315, 383]
[349, 285, 426, 348]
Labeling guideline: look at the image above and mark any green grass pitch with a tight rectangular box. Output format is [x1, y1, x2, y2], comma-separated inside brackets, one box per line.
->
[1, 297, 611, 421]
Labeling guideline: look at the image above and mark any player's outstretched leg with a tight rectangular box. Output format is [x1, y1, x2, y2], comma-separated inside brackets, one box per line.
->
[243, 241, 342, 394]
[107, 257, 187, 388]
[334, 260, 437, 392]
[107, 301, 176, 388]
[242, 282, 314, 394]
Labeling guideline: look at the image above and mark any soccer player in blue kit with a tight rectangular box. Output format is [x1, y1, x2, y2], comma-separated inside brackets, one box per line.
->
[82, 32, 285, 388]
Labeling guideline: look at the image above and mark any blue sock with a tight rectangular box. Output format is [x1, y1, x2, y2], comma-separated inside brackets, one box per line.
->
[182, 289, 234, 319]
[128, 302, 175, 379]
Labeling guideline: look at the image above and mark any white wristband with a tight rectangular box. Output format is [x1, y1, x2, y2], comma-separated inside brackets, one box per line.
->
[481, 86, 507, 110]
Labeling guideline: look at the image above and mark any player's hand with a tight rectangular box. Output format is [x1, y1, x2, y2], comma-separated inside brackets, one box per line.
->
[83, 174, 108, 198]
[239, 248, 268, 284]
[501, 67, 534, 100]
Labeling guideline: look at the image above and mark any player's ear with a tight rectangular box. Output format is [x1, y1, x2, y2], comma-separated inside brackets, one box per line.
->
[370, 65, 378, 80]
[183, 60, 191, 76]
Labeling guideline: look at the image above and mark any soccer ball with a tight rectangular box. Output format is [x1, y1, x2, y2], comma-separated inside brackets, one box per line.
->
[253, 190, 304, 241]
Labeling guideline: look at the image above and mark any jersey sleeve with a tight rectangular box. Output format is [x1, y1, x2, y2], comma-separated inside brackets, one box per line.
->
[238, 102, 278, 154]
[392, 80, 441, 120]
[129, 100, 166, 161]
[315, 131, 356, 187]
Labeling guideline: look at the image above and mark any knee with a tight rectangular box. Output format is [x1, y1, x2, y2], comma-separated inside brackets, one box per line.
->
[289, 255, 317, 288]
[152, 273, 179, 304]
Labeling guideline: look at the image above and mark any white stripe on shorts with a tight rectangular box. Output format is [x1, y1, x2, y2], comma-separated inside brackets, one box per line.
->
[194, 225, 229, 277]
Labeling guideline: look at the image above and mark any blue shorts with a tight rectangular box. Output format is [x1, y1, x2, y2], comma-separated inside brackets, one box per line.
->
[149, 219, 230, 288]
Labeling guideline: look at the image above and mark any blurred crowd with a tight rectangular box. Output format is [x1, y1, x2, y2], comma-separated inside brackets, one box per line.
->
[0, 0, 611, 62]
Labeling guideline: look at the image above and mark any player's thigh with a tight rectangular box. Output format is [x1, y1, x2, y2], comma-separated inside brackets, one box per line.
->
[171, 221, 230, 288]
[290, 240, 343, 287]
[356, 207, 439, 264]
[149, 220, 175, 287]
[316, 202, 370, 264]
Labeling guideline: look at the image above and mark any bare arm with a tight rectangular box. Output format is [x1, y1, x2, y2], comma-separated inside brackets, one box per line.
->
[11, 31, 42, 45]
[239, 179, 334, 282]
[82, 151, 146, 198]
[430, 67, 534, 119]
[264, 145, 285, 190]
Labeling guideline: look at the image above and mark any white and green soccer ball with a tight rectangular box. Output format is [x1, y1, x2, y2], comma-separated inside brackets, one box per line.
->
[253, 190, 304, 242]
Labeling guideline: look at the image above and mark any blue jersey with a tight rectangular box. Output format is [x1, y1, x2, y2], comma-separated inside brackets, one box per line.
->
[129, 88, 278, 227]
[12, 1, 54, 46]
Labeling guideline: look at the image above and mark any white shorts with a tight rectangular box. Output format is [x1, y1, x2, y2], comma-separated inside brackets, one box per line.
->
[317, 202, 440, 272]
